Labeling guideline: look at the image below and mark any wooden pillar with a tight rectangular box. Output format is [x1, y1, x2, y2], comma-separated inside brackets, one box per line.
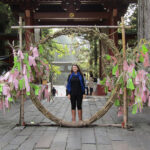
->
[109, 8, 118, 54]
[25, 9, 34, 50]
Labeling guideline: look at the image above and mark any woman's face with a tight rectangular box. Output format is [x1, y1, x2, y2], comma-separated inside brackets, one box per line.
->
[72, 65, 78, 73]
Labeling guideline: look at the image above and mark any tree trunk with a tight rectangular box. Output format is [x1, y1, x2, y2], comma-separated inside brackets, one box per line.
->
[138, 0, 150, 40]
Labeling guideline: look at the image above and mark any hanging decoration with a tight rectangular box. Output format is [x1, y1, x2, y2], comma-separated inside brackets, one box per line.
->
[0, 46, 50, 111]
[101, 40, 150, 116]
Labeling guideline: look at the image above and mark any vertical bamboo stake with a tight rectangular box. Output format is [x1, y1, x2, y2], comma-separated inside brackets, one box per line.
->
[121, 17, 128, 128]
[19, 16, 25, 126]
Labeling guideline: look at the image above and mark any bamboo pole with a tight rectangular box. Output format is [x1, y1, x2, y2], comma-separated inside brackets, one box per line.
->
[11, 25, 132, 29]
[19, 16, 25, 126]
[121, 17, 128, 128]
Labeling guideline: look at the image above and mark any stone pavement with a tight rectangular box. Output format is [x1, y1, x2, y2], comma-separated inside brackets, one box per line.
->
[0, 96, 150, 150]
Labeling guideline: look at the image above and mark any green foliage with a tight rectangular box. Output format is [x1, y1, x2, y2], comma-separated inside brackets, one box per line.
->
[39, 29, 70, 78]
[0, 2, 17, 33]
[123, 3, 138, 46]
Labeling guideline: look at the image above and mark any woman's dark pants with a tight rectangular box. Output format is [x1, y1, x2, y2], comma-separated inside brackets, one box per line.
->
[70, 95, 83, 110]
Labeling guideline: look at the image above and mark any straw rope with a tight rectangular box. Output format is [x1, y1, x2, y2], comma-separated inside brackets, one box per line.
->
[29, 27, 121, 127]
[30, 76, 121, 127]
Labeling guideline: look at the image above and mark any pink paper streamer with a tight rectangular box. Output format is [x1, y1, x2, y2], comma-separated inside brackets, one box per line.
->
[0, 76, 4, 81]
[14, 79, 19, 90]
[5, 97, 9, 108]
[116, 70, 119, 77]
[13, 70, 19, 79]
[123, 60, 129, 71]
[111, 56, 117, 65]
[128, 63, 135, 73]
[29, 56, 36, 66]
[143, 53, 150, 67]
[33, 47, 39, 58]
[3, 72, 10, 81]
[131, 91, 135, 100]
[120, 88, 123, 94]
[141, 92, 147, 103]
[23, 65, 27, 75]
[18, 50, 24, 59]
[8, 74, 13, 83]
[13, 49, 17, 57]
[148, 96, 150, 107]
[30, 46, 33, 51]
[135, 74, 140, 85]
[106, 77, 110, 87]
[2, 85, 10, 96]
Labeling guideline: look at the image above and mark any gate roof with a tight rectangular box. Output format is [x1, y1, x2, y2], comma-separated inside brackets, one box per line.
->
[2, 0, 137, 25]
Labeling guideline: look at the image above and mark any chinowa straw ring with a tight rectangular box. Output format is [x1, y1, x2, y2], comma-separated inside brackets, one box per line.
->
[0, 27, 150, 127]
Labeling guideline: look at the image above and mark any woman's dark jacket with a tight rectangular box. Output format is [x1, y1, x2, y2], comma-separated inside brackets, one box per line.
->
[66, 72, 85, 95]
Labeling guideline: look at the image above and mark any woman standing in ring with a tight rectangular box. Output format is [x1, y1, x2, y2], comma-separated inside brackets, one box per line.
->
[66, 64, 85, 123]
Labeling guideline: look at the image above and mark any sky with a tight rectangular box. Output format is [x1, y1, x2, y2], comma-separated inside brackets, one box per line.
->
[124, 4, 137, 25]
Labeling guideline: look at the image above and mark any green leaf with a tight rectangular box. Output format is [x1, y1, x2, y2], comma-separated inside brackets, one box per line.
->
[119, 76, 124, 84]
[35, 89, 39, 95]
[132, 104, 137, 114]
[19, 78, 25, 90]
[0, 84, 3, 92]
[23, 53, 31, 71]
[27, 71, 30, 78]
[39, 44, 44, 54]
[14, 56, 18, 63]
[132, 69, 136, 78]
[127, 78, 135, 90]
[136, 96, 141, 103]
[127, 89, 132, 96]
[142, 44, 148, 54]
[26, 92, 30, 96]
[100, 77, 106, 85]
[8, 97, 13, 102]
[147, 74, 150, 79]
[139, 55, 144, 63]
[17, 62, 21, 71]
[115, 99, 120, 106]
[112, 65, 118, 75]
[106, 54, 111, 60]
[129, 68, 136, 78]
[105, 87, 108, 93]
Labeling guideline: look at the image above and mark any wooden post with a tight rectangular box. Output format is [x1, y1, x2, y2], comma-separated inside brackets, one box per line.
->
[25, 9, 33, 50]
[19, 16, 25, 126]
[121, 17, 128, 128]
[99, 40, 102, 79]
[109, 8, 118, 48]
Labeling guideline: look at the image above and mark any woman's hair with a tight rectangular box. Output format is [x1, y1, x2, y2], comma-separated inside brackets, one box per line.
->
[71, 64, 83, 75]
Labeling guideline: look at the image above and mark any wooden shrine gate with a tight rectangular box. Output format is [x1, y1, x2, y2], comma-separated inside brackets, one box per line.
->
[11, 17, 130, 128]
